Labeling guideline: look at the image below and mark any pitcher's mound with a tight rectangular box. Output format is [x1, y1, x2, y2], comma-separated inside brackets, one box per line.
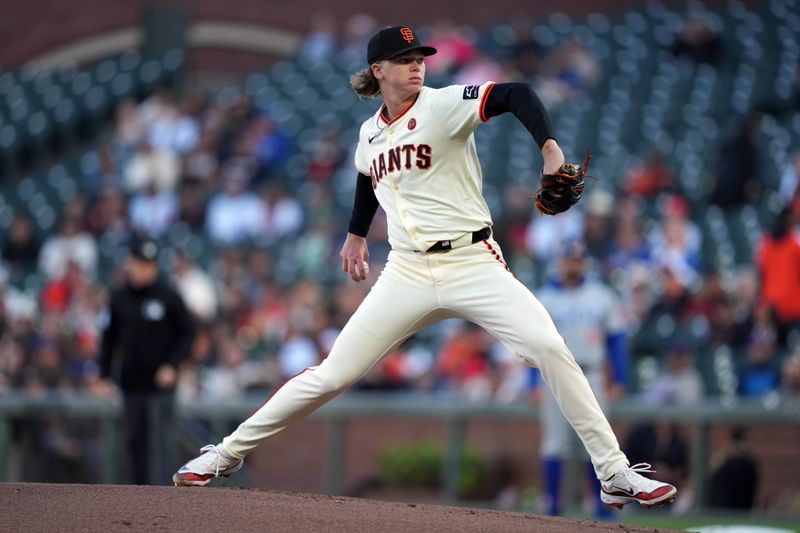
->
[0, 483, 674, 532]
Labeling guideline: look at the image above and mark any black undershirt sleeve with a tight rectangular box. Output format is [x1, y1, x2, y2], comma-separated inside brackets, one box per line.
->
[347, 172, 380, 237]
[483, 83, 556, 148]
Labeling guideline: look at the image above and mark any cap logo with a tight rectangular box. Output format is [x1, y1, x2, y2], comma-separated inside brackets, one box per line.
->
[400, 27, 414, 43]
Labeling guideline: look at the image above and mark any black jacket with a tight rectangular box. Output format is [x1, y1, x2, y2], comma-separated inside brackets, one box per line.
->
[99, 278, 195, 392]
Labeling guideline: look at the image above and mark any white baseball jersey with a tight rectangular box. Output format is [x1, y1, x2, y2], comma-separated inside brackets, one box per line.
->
[536, 280, 625, 369]
[354, 82, 496, 251]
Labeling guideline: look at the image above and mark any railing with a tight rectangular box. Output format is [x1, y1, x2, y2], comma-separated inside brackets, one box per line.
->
[1, 392, 798, 512]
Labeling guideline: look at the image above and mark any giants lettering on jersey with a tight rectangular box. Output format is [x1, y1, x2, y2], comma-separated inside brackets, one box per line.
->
[370, 144, 432, 188]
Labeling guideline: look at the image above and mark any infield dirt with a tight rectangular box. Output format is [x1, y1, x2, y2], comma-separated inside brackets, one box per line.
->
[0, 483, 679, 532]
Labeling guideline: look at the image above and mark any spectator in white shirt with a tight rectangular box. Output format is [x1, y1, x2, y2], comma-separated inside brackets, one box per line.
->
[148, 102, 200, 156]
[38, 216, 98, 280]
[205, 164, 267, 245]
[129, 182, 179, 237]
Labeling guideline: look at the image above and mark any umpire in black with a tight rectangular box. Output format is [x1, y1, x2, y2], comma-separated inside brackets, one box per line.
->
[98, 238, 195, 485]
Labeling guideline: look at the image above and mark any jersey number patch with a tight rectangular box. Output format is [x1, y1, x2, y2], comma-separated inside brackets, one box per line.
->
[463, 85, 480, 99]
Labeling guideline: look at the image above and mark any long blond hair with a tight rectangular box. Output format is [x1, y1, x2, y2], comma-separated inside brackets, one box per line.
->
[349, 66, 381, 98]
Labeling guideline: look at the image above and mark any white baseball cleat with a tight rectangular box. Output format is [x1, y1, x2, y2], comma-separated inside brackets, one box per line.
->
[173, 444, 243, 486]
[600, 463, 678, 509]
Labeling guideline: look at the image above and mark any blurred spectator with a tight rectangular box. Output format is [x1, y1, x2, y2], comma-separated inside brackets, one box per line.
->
[184, 132, 219, 183]
[201, 338, 272, 398]
[244, 114, 292, 184]
[2, 212, 40, 280]
[607, 221, 652, 281]
[646, 266, 692, 325]
[425, 21, 476, 76]
[299, 10, 337, 63]
[277, 329, 320, 379]
[85, 187, 130, 245]
[340, 13, 378, 59]
[110, 99, 145, 178]
[606, 196, 652, 282]
[358, 339, 435, 392]
[642, 341, 705, 406]
[551, 39, 600, 92]
[686, 271, 732, 346]
[437, 321, 492, 400]
[525, 207, 584, 263]
[211, 92, 254, 165]
[138, 87, 175, 132]
[781, 352, 800, 399]
[730, 266, 761, 348]
[616, 264, 656, 331]
[779, 150, 800, 208]
[737, 319, 781, 397]
[123, 142, 180, 193]
[454, 49, 506, 86]
[22, 336, 68, 394]
[307, 125, 346, 184]
[147, 100, 200, 156]
[205, 164, 267, 245]
[97, 238, 195, 485]
[0, 333, 26, 392]
[128, 182, 179, 237]
[262, 182, 305, 241]
[172, 251, 218, 323]
[648, 195, 702, 287]
[709, 117, 760, 208]
[41, 261, 86, 315]
[177, 179, 208, 231]
[507, 20, 544, 79]
[536, 39, 600, 105]
[38, 215, 98, 281]
[624, 150, 675, 199]
[489, 341, 529, 403]
[669, 15, 722, 65]
[709, 427, 759, 510]
[756, 207, 800, 337]
[112, 99, 145, 150]
[492, 183, 536, 262]
[294, 220, 335, 278]
[582, 189, 615, 264]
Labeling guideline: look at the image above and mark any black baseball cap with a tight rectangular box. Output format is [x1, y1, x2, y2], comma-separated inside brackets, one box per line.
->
[130, 238, 159, 262]
[367, 26, 437, 64]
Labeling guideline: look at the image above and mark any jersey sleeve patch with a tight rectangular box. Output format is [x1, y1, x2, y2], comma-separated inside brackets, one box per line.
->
[463, 85, 480, 100]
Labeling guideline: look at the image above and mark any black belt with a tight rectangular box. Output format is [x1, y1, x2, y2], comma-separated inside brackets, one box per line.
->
[426, 226, 492, 253]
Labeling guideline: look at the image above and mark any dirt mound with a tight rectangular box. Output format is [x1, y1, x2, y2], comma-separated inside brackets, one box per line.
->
[0, 483, 672, 532]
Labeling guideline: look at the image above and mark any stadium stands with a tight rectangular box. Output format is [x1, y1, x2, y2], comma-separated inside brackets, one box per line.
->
[1, 0, 799, 404]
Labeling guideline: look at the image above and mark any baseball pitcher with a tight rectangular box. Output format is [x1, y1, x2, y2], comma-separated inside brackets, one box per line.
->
[173, 25, 676, 510]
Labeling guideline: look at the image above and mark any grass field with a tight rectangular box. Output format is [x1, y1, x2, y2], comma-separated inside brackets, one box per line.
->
[621, 514, 800, 532]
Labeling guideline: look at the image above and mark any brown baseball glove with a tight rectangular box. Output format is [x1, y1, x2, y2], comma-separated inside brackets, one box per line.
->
[534, 147, 593, 216]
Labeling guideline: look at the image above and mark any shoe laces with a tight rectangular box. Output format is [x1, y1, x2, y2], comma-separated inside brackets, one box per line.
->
[621, 462, 660, 489]
[199, 444, 225, 477]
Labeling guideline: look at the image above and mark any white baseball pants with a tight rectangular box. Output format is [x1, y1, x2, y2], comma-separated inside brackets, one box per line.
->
[222, 239, 628, 480]
[540, 367, 606, 460]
